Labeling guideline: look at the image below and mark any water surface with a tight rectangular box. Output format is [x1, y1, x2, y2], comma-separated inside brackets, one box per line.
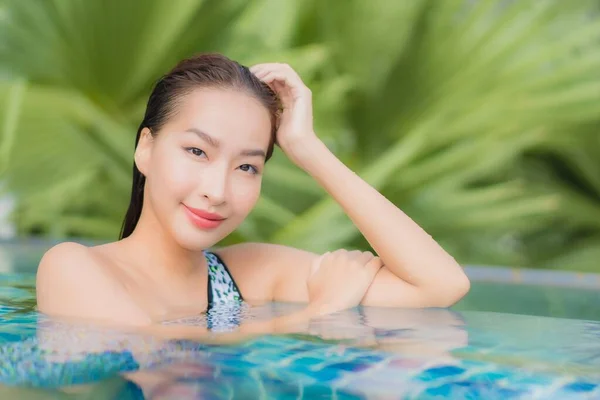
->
[0, 272, 599, 399]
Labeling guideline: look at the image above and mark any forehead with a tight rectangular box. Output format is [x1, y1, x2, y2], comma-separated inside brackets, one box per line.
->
[166, 87, 272, 145]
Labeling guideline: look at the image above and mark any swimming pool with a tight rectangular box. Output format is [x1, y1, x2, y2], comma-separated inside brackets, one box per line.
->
[0, 241, 599, 398]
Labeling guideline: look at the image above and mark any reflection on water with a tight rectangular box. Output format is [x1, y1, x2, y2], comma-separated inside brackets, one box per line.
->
[0, 273, 599, 399]
[0, 273, 36, 316]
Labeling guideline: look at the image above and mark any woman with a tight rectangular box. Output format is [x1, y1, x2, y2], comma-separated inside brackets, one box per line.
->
[35, 53, 469, 332]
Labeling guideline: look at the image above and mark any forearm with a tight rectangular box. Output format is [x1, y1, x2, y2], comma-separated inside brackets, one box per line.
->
[297, 138, 469, 293]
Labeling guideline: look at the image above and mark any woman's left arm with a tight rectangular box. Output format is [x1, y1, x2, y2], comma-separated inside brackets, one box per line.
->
[293, 135, 470, 307]
[250, 63, 470, 308]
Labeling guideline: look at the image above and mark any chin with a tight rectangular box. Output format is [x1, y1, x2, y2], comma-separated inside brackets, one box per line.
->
[171, 222, 235, 251]
[172, 230, 217, 251]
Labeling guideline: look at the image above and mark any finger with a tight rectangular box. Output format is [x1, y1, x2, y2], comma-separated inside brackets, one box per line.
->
[252, 68, 271, 80]
[251, 63, 293, 72]
[257, 67, 304, 88]
[251, 64, 285, 80]
[310, 253, 322, 276]
[311, 252, 329, 276]
[249, 63, 280, 73]
[347, 250, 363, 261]
[251, 63, 304, 83]
[252, 65, 272, 77]
[250, 63, 279, 70]
[365, 257, 384, 276]
[272, 80, 286, 94]
[361, 251, 375, 264]
[254, 71, 289, 95]
[330, 249, 345, 257]
[252, 68, 309, 104]
[249, 64, 278, 79]
[259, 71, 290, 85]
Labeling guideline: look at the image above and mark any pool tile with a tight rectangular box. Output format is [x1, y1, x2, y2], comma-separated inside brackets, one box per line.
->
[327, 362, 372, 373]
[290, 356, 325, 368]
[467, 371, 509, 383]
[563, 381, 597, 392]
[352, 354, 387, 363]
[2, 296, 600, 398]
[418, 365, 467, 381]
[424, 381, 528, 399]
[300, 383, 334, 398]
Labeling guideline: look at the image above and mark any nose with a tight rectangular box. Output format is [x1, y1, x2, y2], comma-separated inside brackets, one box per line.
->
[199, 166, 228, 206]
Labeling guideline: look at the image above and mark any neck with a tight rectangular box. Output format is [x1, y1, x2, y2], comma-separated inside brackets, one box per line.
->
[121, 205, 204, 279]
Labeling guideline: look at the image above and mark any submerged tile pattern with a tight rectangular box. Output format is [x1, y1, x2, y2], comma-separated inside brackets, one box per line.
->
[0, 275, 599, 398]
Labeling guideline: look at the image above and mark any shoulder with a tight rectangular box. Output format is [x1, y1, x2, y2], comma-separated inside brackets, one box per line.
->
[36, 242, 148, 324]
[215, 242, 319, 302]
[37, 241, 95, 286]
[37, 241, 112, 281]
[36, 242, 98, 313]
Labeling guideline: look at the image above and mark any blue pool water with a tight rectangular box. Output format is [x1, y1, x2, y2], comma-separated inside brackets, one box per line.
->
[1, 272, 600, 399]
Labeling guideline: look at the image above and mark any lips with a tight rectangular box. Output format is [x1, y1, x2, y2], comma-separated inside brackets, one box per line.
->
[182, 204, 225, 230]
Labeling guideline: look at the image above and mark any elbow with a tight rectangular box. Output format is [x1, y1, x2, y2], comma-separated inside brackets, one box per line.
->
[453, 273, 471, 303]
[432, 271, 471, 308]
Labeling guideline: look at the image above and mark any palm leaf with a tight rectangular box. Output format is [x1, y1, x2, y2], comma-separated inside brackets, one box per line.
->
[1, 0, 600, 273]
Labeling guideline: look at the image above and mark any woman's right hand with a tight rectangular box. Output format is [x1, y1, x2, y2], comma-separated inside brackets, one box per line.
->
[306, 249, 384, 315]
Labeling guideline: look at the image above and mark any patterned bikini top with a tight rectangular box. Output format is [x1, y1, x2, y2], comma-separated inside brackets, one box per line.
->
[159, 250, 246, 332]
[203, 250, 247, 332]
[204, 250, 243, 306]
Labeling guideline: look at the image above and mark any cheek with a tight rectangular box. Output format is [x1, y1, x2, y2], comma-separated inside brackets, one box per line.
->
[150, 147, 195, 199]
[231, 177, 262, 213]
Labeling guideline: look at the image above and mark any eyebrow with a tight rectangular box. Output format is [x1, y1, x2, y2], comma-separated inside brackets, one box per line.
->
[186, 128, 220, 148]
[240, 149, 267, 158]
[185, 128, 267, 159]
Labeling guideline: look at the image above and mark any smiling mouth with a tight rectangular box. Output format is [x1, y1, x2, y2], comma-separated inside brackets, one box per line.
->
[182, 204, 226, 230]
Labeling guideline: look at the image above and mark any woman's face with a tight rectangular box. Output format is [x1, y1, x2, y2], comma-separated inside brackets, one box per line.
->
[136, 87, 272, 250]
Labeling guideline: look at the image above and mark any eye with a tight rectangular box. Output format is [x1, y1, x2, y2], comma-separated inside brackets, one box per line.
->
[239, 164, 259, 175]
[185, 147, 206, 157]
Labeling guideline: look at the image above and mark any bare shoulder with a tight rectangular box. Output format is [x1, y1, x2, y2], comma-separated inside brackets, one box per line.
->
[36, 242, 98, 313]
[216, 242, 319, 303]
[36, 242, 148, 325]
[36, 242, 95, 290]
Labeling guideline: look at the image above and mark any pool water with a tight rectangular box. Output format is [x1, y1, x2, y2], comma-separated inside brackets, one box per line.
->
[455, 282, 600, 322]
[1, 272, 600, 399]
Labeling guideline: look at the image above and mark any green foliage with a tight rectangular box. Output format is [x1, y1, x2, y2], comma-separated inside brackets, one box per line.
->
[1, 0, 599, 271]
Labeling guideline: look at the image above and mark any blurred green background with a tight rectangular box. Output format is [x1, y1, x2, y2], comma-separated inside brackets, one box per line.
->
[0, 0, 599, 272]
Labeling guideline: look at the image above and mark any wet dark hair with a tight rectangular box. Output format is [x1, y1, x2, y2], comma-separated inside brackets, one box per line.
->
[119, 53, 280, 239]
